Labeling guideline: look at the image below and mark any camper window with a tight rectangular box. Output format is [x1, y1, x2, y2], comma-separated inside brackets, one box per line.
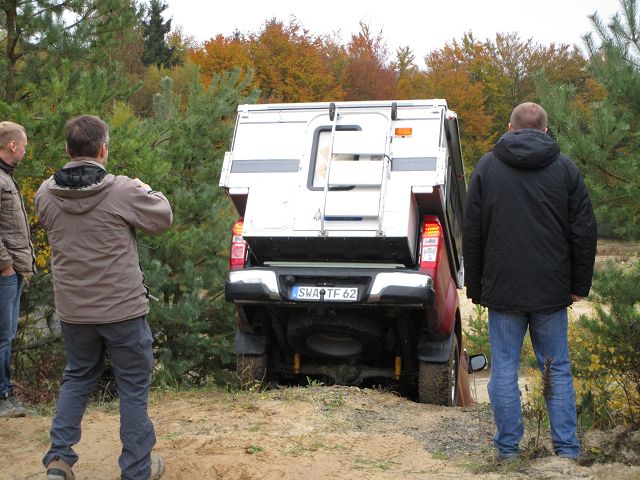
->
[311, 129, 383, 189]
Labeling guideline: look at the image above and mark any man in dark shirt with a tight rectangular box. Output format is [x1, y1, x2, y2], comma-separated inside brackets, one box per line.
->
[463, 102, 597, 461]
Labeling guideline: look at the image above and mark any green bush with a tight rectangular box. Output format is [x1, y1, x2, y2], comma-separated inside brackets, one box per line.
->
[570, 259, 640, 429]
[463, 305, 490, 365]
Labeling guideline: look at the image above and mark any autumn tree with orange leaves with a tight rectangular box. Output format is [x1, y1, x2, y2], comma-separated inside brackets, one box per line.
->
[416, 32, 593, 171]
[342, 22, 397, 100]
[189, 32, 253, 88]
[248, 19, 344, 102]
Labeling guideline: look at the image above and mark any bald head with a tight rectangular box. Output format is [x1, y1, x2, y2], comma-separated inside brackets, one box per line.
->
[509, 102, 548, 132]
[0, 121, 28, 166]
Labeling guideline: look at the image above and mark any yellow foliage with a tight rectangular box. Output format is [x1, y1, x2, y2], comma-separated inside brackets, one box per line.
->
[110, 101, 137, 128]
[569, 319, 640, 427]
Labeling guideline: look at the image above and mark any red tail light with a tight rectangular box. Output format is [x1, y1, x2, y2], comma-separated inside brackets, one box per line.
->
[230, 218, 247, 270]
[419, 216, 442, 273]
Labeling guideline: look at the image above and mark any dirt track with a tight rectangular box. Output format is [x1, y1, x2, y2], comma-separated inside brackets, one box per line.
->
[3, 242, 639, 480]
[2, 384, 639, 480]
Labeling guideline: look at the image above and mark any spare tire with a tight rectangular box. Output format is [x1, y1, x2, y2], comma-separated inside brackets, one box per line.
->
[287, 314, 384, 360]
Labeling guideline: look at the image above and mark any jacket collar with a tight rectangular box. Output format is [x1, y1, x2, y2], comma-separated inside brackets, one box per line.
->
[0, 156, 16, 175]
[62, 157, 107, 171]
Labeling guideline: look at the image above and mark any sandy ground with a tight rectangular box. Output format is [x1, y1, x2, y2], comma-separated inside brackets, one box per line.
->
[2, 386, 638, 480]
[3, 242, 638, 480]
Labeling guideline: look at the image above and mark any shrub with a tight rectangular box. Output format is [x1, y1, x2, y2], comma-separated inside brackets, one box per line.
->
[463, 305, 490, 364]
[570, 259, 640, 429]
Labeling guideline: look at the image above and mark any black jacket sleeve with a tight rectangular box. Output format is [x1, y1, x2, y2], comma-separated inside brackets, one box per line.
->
[566, 162, 597, 297]
[462, 162, 485, 303]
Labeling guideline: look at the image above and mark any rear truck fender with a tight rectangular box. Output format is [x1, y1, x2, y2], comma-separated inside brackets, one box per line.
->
[417, 331, 456, 363]
[420, 216, 460, 338]
[418, 308, 462, 363]
[424, 239, 459, 336]
[235, 329, 268, 356]
[429, 273, 459, 336]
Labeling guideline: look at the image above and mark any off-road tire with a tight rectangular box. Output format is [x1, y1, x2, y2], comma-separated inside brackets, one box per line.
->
[236, 354, 267, 390]
[418, 333, 459, 405]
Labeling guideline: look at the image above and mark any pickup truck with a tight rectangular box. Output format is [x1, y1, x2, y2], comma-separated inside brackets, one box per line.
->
[220, 99, 484, 405]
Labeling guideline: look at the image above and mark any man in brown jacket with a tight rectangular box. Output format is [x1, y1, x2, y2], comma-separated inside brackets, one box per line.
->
[0, 121, 35, 418]
[36, 115, 172, 480]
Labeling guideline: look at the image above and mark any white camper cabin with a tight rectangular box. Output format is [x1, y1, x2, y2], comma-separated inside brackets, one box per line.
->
[220, 99, 466, 285]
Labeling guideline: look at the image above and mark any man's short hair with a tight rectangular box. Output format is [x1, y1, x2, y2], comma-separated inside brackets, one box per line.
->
[510, 102, 548, 131]
[0, 121, 26, 149]
[65, 115, 109, 158]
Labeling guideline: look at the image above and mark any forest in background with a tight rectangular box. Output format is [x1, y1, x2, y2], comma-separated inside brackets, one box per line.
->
[1, 0, 638, 427]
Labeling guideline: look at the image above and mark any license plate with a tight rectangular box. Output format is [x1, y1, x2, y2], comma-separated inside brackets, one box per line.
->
[291, 285, 359, 302]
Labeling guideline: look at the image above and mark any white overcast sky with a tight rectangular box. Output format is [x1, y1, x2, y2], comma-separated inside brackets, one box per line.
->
[165, 0, 621, 66]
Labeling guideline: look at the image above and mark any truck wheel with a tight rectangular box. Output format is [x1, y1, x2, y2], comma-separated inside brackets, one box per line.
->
[418, 334, 459, 406]
[237, 354, 267, 390]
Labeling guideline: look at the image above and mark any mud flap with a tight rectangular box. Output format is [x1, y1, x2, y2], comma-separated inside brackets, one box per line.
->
[235, 330, 268, 355]
[456, 351, 475, 407]
[417, 333, 454, 363]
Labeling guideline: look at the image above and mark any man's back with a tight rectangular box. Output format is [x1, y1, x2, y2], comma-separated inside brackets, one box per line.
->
[35, 158, 172, 324]
[462, 102, 597, 463]
[463, 128, 597, 311]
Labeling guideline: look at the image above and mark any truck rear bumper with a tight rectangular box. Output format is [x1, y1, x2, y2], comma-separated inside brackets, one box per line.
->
[225, 267, 435, 306]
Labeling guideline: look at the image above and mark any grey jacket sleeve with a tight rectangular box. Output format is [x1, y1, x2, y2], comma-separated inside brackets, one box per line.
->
[117, 178, 173, 235]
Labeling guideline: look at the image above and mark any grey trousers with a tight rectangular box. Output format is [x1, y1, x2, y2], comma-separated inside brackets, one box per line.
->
[43, 316, 156, 480]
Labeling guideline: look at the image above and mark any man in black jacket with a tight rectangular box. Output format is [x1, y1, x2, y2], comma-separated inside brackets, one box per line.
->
[463, 102, 597, 461]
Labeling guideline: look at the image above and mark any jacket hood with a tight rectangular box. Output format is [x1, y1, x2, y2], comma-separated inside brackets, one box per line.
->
[493, 128, 560, 169]
[45, 158, 114, 215]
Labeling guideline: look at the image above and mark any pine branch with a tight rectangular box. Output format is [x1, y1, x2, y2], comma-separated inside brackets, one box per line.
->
[13, 333, 61, 352]
[24, 1, 72, 22]
[594, 164, 635, 184]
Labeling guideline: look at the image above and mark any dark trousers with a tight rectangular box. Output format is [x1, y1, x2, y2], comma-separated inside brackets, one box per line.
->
[43, 316, 156, 480]
[0, 273, 23, 396]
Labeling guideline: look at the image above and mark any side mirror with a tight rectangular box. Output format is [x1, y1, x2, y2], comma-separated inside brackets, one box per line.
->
[468, 353, 488, 373]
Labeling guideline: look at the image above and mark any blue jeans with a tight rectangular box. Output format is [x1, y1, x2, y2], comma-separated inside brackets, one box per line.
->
[0, 273, 23, 396]
[488, 308, 579, 459]
[43, 316, 156, 480]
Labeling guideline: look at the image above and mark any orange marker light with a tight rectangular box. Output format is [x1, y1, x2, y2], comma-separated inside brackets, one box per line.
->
[394, 127, 413, 136]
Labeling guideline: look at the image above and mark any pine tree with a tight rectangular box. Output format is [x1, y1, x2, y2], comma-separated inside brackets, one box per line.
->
[0, 0, 140, 103]
[141, 0, 176, 68]
[0, 1, 146, 396]
[535, 0, 640, 239]
[138, 69, 259, 385]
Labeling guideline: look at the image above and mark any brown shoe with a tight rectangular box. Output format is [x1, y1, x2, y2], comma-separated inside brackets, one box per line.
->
[46, 459, 75, 480]
[149, 453, 164, 480]
[0, 395, 26, 418]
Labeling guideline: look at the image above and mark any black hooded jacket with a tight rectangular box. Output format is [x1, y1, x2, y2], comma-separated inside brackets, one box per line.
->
[462, 128, 597, 311]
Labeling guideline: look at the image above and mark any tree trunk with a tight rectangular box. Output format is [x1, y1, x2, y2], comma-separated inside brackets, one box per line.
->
[2, 0, 19, 102]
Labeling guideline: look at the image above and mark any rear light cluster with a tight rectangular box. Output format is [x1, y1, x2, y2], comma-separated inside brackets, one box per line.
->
[419, 215, 442, 273]
[230, 218, 247, 270]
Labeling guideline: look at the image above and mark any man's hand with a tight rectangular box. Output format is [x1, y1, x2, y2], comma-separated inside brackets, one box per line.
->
[571, 294, 584, 302]
[133, 178, 152, 192]
[1, 265, 15, 276]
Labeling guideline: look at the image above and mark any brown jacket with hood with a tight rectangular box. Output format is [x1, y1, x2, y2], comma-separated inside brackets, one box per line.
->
[0, 157, 36, 275]
[35, 158, 173, 324]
